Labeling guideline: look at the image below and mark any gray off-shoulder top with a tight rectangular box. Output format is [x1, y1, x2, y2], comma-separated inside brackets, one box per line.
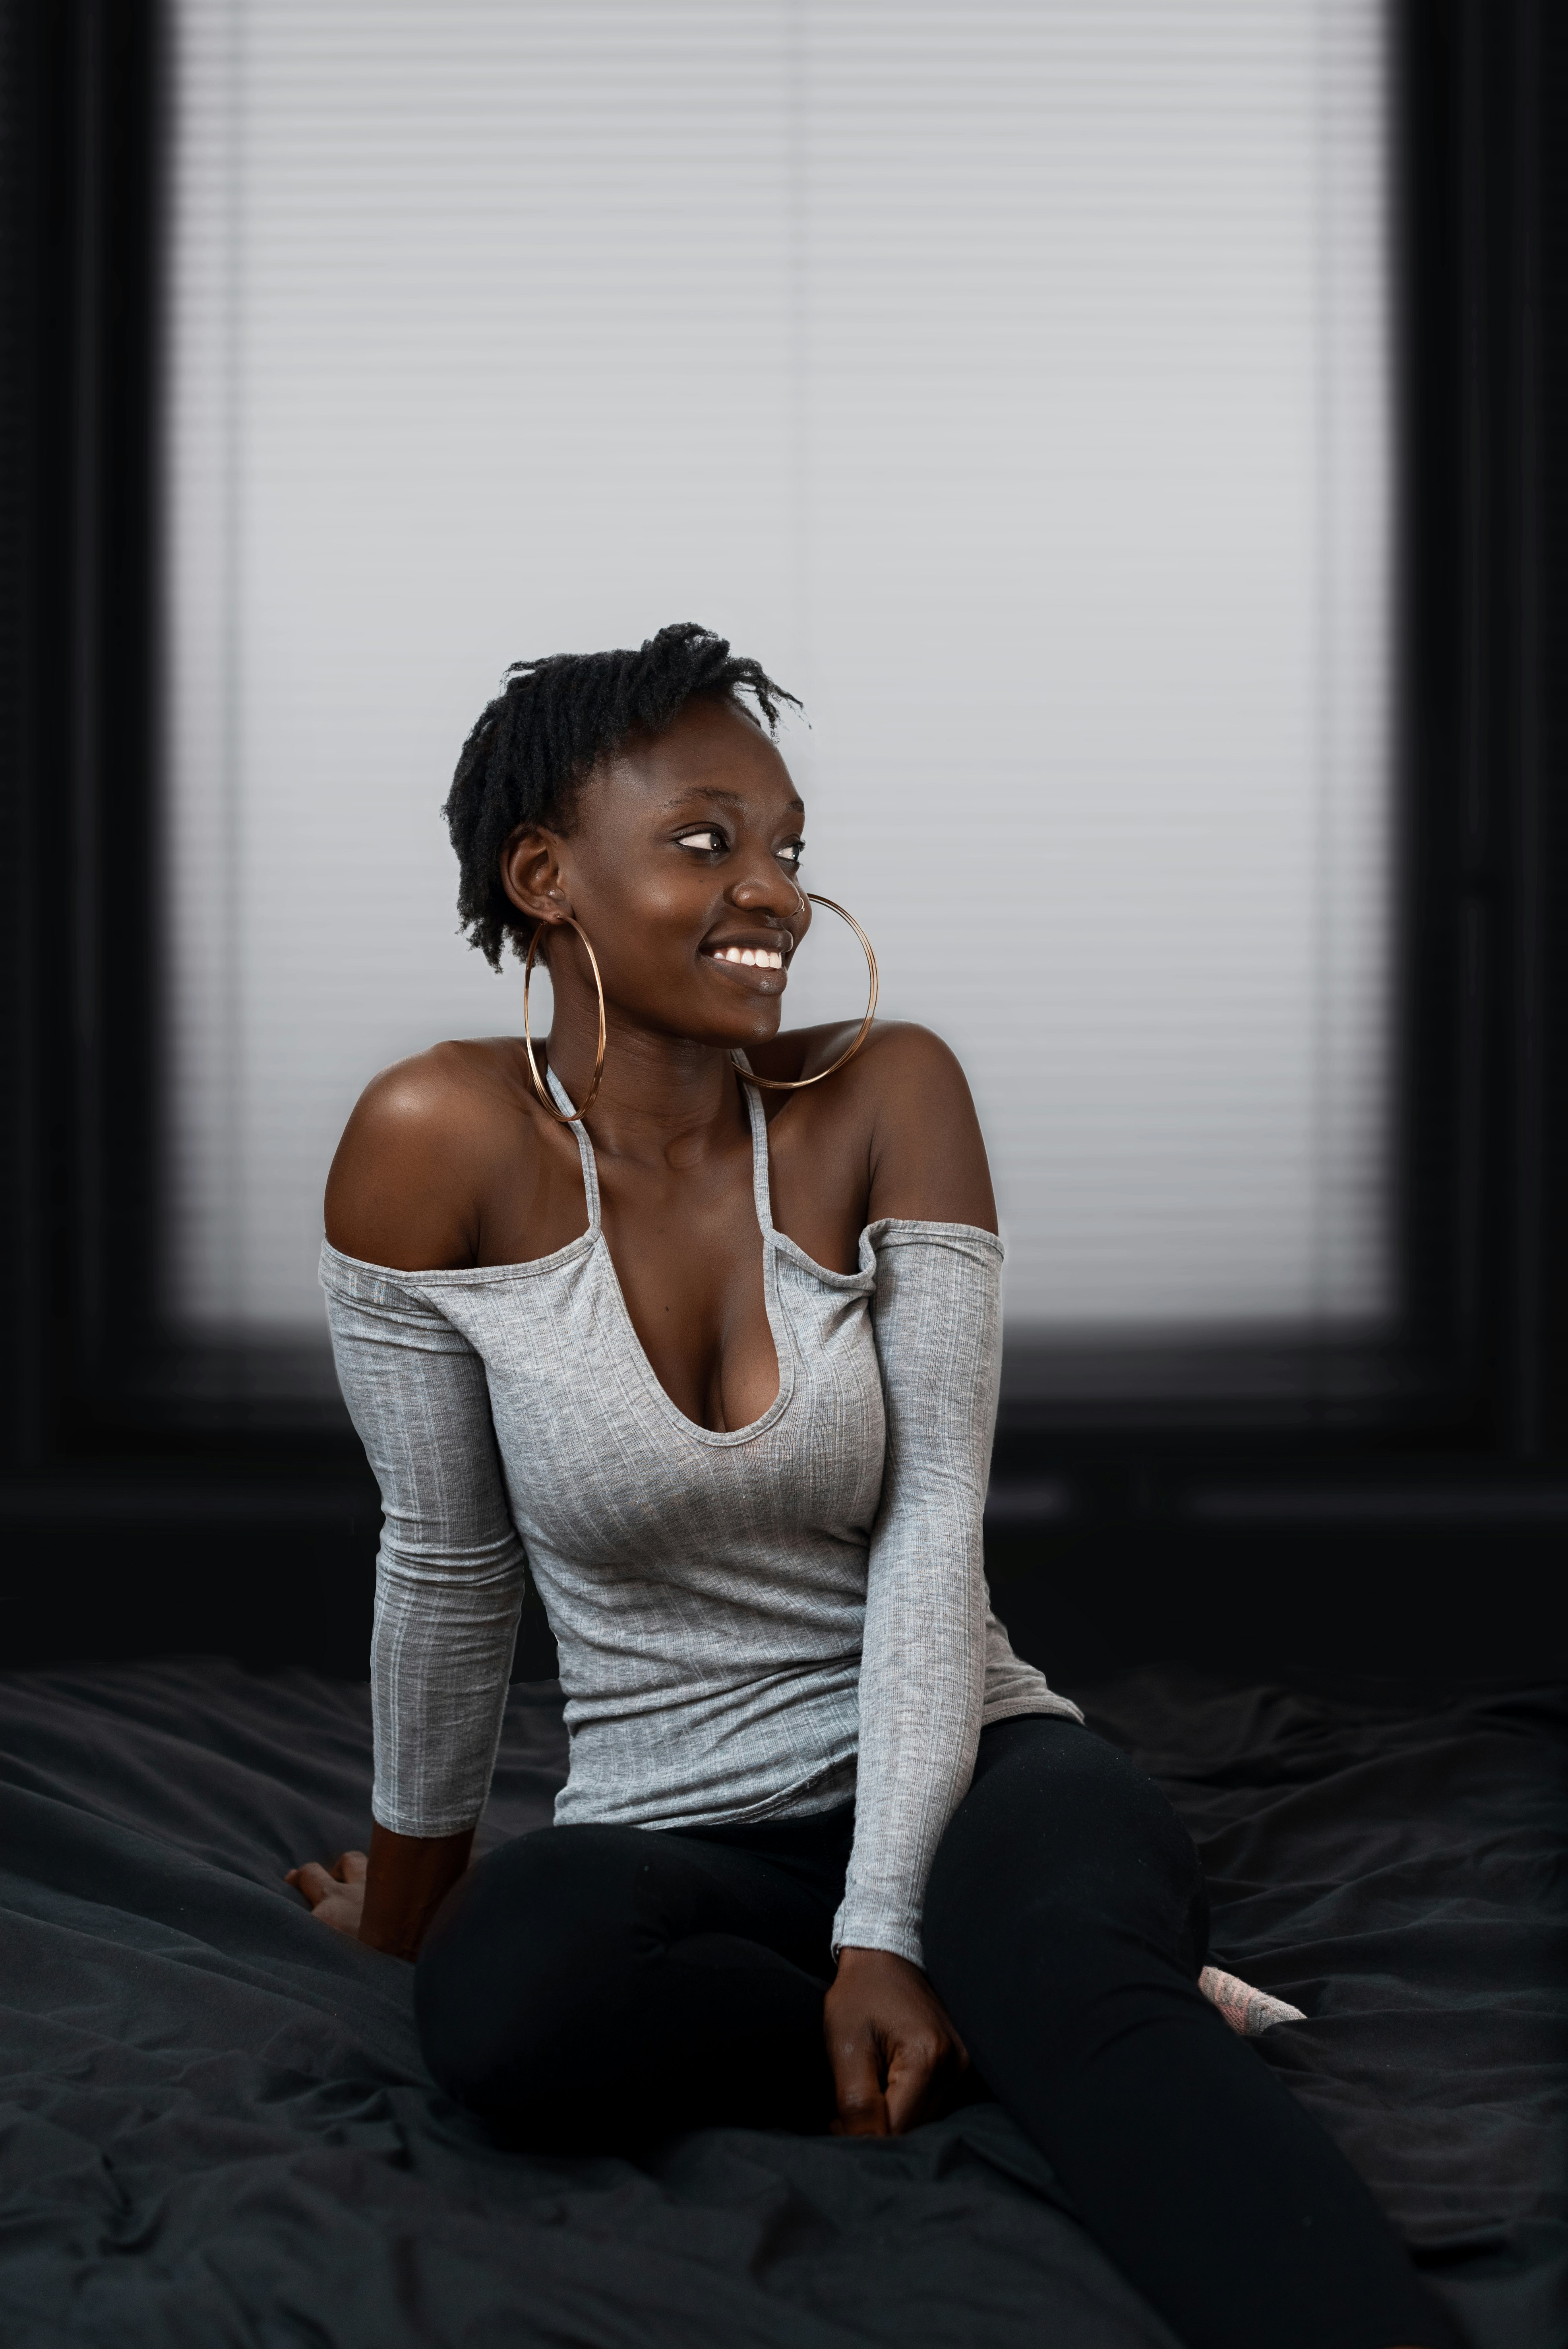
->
[320, 1066, 1079, 1967]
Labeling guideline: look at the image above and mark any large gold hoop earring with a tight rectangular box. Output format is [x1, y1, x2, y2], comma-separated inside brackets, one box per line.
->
[522, 916, 607, 1124]
[737, 894, 879, 1091]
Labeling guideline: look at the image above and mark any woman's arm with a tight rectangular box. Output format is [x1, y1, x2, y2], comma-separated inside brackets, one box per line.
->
[288, 1822, 474, 1959]
[820, 1026, 1001, 2129]
[831, 1214, 999, 1963]
[289, 1253, 528, 1958]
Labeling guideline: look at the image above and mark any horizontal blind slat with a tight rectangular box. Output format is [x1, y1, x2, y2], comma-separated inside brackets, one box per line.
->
[163, 0, 1391, 1340]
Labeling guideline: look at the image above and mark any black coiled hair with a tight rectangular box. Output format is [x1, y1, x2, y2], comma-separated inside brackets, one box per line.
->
[442, 621, 801, 970]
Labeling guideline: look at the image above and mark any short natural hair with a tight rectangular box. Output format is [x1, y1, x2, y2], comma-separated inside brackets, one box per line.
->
[441, 621, 800, 969]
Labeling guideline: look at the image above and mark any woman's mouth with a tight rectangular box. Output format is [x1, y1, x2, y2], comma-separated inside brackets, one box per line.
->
[701, 939, 790, 990]
[709, 944, 784, 970]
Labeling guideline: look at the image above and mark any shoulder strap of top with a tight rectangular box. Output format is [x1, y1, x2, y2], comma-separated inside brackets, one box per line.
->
[732, 1056, 776, 1233]
[542, 1058, 769, 1237]
[545, 1065, 602, 1229]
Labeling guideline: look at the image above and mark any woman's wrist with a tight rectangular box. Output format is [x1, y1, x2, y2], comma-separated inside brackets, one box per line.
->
[834, 1942, 925, 1979]
[358, 1820, 475, 1959]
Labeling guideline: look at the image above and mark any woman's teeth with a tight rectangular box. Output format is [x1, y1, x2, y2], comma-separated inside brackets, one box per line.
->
[714, 946, 784, 969]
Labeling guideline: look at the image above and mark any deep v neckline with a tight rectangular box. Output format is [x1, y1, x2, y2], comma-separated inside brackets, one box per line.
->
[547, 1065, 795, 1446]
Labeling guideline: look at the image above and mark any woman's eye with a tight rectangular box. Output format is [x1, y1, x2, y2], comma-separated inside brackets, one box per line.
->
[676, 828, 725, 854]
[778, 841, 804, 868]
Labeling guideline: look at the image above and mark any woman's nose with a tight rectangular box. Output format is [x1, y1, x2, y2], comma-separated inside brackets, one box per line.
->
[730, 866, 800, 916]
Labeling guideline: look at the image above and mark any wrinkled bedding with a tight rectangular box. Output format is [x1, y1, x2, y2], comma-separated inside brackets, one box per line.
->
[0, 1657, 1561, 2348]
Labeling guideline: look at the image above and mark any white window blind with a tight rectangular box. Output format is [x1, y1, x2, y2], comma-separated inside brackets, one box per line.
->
[165, 0, 1392, 1343]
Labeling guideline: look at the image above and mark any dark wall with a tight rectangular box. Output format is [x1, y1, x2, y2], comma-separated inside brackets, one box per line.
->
[0, 1488, 1557, 1691]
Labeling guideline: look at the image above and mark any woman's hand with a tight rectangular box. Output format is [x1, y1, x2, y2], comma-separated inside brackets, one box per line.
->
[287, 1822, 475, 1961]
[824, 1945, 973, 2135]
[285, 1849, 368, 1938]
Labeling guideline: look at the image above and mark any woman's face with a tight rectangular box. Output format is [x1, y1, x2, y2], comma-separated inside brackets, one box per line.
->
[499, 696, 811, 1054]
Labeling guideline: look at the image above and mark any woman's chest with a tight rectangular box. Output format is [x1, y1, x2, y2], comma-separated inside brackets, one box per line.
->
[471, 1105, 866, 1436]
[438, 1246, 888, 1566]
[595, 1145, 779, 1432]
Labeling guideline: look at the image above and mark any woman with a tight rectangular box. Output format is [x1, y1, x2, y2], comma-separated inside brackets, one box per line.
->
[290, 625, 1452, 2349]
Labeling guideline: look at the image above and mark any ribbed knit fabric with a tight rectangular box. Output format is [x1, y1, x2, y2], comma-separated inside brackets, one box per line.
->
[321, 1069, 1078, 1965]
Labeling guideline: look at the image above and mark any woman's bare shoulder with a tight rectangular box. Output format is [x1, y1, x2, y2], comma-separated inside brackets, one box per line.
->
[344, 1037, 528, 1130]
[751, 1016, 964, 1091]
[845, 1023, 995, 1230]
[324, 1038, 535, 1270]
[859, 1019, 990, 1231]
[764, 1022, 997, 1231]
[848, 1018, 973, 1097]
[758, 1018, 974, 1110]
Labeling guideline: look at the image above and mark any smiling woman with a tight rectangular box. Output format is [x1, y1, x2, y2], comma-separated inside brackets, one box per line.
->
[322, 632, 997, 1417]
[289, 626, 1455, 2349]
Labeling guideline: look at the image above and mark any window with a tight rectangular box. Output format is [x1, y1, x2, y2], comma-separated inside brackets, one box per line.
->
[164, 0, 1393, 1349]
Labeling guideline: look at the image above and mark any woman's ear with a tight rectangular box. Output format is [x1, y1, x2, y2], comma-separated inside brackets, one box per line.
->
[500, 827, 569, 923]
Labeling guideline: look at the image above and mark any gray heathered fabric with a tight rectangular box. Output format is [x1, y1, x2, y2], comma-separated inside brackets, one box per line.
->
[319, 1069, 1079, 1965]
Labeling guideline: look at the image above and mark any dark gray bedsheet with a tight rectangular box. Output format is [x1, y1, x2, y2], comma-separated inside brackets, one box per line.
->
[0, 1657, 1561, 2348]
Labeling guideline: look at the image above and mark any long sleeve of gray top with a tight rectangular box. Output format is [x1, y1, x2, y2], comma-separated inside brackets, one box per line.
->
[830, 1223, 1002, 1967]
[325, 1275, 527, 1837]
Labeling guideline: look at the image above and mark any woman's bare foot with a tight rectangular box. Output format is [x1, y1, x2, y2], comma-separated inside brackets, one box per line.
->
[1198, 1963, 1306, 2036]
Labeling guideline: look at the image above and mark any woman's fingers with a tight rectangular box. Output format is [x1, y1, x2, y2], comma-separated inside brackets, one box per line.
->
[883, 2032, 943, 2136]
[827, 2022, 891, 2136]
[285, 1860, 339, 1907]
[825, 1948, 972, 2136]
[285, 1853, 369, 1917]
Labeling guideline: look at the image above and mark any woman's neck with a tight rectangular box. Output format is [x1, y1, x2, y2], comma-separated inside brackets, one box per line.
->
[540, 993, 750, 1172]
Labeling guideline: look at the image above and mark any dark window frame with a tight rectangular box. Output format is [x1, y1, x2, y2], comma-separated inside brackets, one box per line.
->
[3, 0, 1565, 1676]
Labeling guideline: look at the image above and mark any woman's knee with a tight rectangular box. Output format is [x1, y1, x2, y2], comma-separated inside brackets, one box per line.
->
[924, 1718, 1207, 2001]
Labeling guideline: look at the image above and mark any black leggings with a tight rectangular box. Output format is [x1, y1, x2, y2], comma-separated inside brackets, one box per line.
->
[417, 1717, 1455, 2349]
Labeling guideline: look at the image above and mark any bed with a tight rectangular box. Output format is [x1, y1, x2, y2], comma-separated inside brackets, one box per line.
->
[0, 1655, 1561, 2348]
